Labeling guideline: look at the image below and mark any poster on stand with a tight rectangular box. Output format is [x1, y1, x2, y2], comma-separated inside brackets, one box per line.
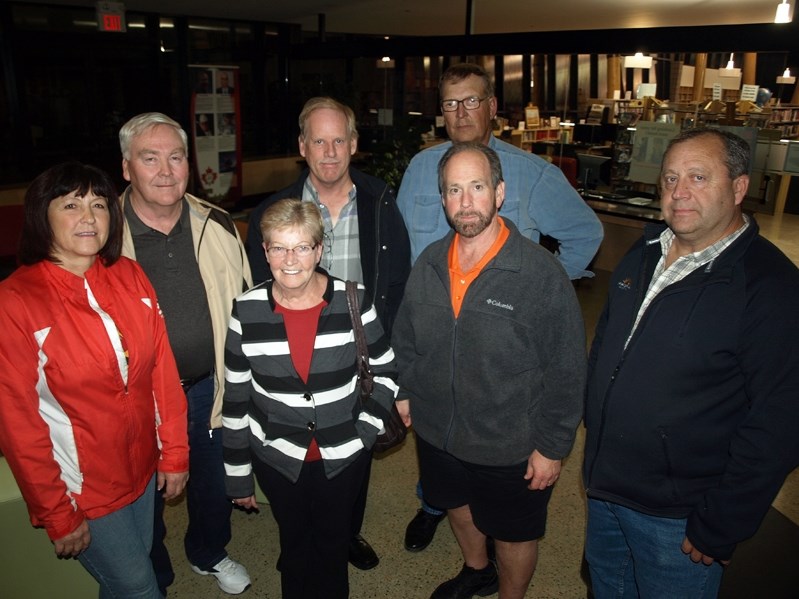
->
[189, 65, 241, 205]
[628, 122, 680, 185]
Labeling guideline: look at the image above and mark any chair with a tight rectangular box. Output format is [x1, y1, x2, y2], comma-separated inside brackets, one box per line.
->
[0, 205, 23, 279]
[550, 156, 579, 188]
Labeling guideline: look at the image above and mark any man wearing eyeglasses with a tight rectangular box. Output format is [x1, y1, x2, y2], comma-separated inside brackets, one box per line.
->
[245, 96, 411, 571]
[398, 63, 602, 272]
[396, 62, 603, 555]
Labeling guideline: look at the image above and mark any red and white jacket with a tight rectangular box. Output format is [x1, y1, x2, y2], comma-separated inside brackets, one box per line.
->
[0, 257, 188, 541]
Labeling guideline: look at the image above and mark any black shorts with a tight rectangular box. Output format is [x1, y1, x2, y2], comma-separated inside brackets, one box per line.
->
[417, 435, 553, 542]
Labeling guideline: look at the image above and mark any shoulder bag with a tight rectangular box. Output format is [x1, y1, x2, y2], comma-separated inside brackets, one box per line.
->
[345, 281, 406, 453]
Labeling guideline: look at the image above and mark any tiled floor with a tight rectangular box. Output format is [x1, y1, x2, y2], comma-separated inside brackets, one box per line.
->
[162, 211, 799, 598]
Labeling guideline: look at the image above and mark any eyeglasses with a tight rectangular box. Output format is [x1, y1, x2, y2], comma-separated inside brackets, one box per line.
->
[441, 96, 489, 112]
[266, 244, 317, 258]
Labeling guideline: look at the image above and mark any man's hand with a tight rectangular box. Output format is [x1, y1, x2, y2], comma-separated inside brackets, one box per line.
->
[157, 470, 189, 500]
[681, 537, 730, 566]
[524, 450, 561, 491]
[395, 399, 411, 428]
[53, 519, 91, 558]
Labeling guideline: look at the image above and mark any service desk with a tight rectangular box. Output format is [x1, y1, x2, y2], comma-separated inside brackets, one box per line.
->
[583, 193, 663, 272]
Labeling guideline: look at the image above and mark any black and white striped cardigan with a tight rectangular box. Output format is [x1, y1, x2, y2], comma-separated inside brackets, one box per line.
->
[222, 275, 398, 494]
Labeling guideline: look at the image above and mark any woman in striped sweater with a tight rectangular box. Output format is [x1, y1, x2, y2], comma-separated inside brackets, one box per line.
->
[222, 198, 398, 599]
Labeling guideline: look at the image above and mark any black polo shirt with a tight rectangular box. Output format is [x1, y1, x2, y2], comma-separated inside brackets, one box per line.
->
[124, 199, 215, 379]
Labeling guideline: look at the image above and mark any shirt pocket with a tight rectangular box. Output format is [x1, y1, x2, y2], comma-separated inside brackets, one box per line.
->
[410, 194, 445, 234]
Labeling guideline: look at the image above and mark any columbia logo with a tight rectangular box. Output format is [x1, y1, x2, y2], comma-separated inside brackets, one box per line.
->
[486, 298, 514, 311]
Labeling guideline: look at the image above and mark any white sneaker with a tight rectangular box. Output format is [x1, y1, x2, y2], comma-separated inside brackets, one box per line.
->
[191, 556, 251, 594]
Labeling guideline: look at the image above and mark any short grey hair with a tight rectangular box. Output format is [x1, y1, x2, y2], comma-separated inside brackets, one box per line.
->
[119, 112, 189, 160]
[437, 142, 504, 195]
[663, 128, 750, 179]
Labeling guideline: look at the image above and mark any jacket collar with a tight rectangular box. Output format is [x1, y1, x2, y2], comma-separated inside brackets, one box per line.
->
[426, 217, 525, 275]
[642, 215, 760, 273]
[40, 257, 106, 296]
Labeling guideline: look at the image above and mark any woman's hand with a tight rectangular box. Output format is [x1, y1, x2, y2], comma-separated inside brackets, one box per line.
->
[232, 495, 258, 510]
[157, 470, 189, 500]
[53, 519, 91, 557]
[395, 399, 411, 428]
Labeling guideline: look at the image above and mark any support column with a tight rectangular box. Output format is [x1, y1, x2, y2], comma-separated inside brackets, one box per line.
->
[692, 53, 707, 102]
[607, 55, 621, 99]
[742, 53, 757, 86]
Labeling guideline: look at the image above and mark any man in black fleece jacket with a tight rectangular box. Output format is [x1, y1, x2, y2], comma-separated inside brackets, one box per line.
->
[583, 128, 799, 598]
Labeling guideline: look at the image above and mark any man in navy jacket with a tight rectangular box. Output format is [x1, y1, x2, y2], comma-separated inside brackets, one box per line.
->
[583, 128, 799, 598]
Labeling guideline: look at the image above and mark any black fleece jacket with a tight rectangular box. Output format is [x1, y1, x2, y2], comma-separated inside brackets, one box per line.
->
[584, 218, 799, 560]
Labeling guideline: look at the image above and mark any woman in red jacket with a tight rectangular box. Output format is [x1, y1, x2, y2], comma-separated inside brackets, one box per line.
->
[0, 162, 189, 598]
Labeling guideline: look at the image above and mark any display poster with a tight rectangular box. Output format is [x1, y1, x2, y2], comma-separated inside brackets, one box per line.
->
[190, 65, 242, 204]
[784, 142, 799, 174]
[740, 84, 759, 102]
[628, 121, 680, 184]
[525, 105, 540, 128]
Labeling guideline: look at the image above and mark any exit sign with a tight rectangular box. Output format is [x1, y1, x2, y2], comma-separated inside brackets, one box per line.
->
[96, 1, 126, 32]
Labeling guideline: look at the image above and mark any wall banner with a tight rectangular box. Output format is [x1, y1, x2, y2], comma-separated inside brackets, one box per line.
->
[189, 65, 242, 204]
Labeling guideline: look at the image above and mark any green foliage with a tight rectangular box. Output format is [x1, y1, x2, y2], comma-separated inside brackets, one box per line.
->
[363, 119, 428, 190]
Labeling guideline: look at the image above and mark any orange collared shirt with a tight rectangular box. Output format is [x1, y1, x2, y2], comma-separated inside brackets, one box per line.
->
[448, 217, 510, 318]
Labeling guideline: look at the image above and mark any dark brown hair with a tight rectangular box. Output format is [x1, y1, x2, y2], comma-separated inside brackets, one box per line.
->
[18, 161, 123, 266]
[439, 63, 494, 99]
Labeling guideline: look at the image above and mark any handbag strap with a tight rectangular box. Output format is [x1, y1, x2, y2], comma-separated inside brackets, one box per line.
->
[345, 281, 373, 396]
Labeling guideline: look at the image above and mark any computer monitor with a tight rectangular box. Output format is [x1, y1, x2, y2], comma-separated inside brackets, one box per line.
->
[573, 123, 618, 146]
[573, 123, 601, 145]
[577, 153, 612, 190]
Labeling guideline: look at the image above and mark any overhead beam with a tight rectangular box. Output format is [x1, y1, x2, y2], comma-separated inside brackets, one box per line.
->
[290, 22, 799, 60]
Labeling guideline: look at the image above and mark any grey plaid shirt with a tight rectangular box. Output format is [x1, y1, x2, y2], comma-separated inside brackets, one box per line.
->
[303, 178, 363, 284]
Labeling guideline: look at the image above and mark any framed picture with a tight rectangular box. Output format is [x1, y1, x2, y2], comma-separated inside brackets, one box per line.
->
[525, 105, 540, 128]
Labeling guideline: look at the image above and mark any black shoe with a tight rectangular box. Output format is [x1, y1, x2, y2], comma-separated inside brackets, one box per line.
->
[349, 534, 380, 570]
[405, 509, 446, 552]
[430, 563, 498, 599]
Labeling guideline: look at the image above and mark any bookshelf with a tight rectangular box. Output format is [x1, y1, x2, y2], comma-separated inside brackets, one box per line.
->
[510, 127, 563, 151]
[769, 104, 799, 139]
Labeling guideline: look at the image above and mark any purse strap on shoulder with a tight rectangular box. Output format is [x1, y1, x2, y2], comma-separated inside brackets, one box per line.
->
[345, 281, 373, 383]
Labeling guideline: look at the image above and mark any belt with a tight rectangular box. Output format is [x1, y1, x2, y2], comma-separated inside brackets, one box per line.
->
[180, 371, 212, 390]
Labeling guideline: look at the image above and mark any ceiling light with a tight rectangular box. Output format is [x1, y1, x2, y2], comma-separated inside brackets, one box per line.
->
[720, 53, 741, 77]
[775, 0, 792, 23]
[777, 68, 796, 84]
[624, 52, 653, 69]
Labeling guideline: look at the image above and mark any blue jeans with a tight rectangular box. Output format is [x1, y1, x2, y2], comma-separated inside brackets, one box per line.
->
[416, 480, 445, 517]
[151, 375, 232, 588]
[183, 375, 232, 570]
[79, 475, 161, 599]
[585, 499, 723, 599]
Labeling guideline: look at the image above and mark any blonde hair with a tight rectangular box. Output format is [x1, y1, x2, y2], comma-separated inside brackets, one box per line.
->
[259, 198, 324, 246]
[298, 97, 358, 141]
